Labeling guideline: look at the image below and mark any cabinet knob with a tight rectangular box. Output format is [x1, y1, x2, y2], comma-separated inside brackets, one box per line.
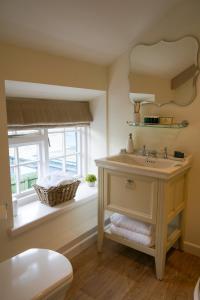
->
[127, 179, 134, 184]
[126, 178, 134, 189]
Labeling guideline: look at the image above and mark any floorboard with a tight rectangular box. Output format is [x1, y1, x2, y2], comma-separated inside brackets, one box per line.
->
[65, 239, 200, 300]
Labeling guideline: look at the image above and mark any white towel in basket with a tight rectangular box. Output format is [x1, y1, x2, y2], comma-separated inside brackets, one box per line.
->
[110, 213, 154, 237]
[110, 224, 155, 247]
[37, 172, 74, 189]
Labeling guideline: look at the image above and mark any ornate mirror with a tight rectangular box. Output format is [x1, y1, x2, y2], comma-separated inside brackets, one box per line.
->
[129, 36, 200, 106]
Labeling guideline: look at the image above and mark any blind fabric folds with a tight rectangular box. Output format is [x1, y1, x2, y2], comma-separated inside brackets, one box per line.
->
[6, 98, 93, 129]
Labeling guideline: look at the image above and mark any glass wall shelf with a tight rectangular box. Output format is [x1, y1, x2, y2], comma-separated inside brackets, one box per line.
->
[127, 121, 189, 128]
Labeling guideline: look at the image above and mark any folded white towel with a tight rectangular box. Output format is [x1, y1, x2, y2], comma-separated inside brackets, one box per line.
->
[110, 224, 155, 247]
[110, 213, 154, 237]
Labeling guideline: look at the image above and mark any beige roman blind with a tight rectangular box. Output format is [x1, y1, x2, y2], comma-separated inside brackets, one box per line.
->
[6, 97, 93, 129]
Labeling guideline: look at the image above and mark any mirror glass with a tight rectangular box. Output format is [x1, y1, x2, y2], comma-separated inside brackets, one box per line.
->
[129, 36, 200, 106]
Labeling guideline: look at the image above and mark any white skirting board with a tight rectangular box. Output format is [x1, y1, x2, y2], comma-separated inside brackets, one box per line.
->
[184, 241, 200, 257]
[58, 218, 110, 259]
[62, 231, 97, 259]
[63, 238, 200, 261]
[58, 226, 200, 260]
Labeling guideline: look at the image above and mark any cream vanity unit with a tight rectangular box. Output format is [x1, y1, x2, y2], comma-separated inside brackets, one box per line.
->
[95, 154, 192, 280]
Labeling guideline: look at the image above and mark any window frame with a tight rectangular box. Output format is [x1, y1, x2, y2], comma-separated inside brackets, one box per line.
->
[8, 131, 45, 198]
[8, 126, 89, 202]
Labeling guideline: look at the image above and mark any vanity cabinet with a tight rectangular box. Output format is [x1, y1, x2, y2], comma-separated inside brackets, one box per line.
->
[104, 170, 158, 224]
[96, 162, 190, 280]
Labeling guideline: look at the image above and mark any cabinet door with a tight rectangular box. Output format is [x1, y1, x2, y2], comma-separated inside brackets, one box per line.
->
[104, 169, 158, 224]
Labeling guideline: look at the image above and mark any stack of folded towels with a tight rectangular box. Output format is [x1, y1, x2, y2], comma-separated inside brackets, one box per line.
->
[110, 213, 155, 247]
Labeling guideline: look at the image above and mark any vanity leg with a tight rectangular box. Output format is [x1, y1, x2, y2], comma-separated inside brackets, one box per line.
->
[97, 220, 104, 252]
[179, 173, 188, 251]
[97, 167, 104, 253]
[97, 202, 104, 252]
[155, 181, 168, 280]
[155, 225, 167, 280]
[155, 250, 166, 280]
[178, 210, 185, 251]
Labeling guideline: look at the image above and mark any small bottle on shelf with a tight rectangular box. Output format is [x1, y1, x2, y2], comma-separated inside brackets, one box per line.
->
[127, 133, 134, 154]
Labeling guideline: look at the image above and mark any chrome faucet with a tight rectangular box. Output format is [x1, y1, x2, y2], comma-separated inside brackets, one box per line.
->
[163, 147, 168, 159]
[148, 150, 157, 158]
[144, 149, 158, 158]
[142, 145, 158, 157]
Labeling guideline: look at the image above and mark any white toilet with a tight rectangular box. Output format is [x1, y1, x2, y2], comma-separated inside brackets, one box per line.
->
[0, 248, 73, 300]
[194, 278, 200, 300]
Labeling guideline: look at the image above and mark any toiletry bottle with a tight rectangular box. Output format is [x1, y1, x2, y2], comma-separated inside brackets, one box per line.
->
[127, 133, 134, 153]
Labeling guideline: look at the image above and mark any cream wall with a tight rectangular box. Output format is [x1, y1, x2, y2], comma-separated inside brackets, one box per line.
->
[108, 0, 200, 256]
[0, 42, 107, 90]
[1, 200, 97, 262]
[89, 94, 107, 174]
[0, 43, 107, 261]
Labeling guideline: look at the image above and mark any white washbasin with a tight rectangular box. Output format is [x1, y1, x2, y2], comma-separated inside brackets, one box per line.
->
[96, 153, 192, 179]
[108, 154, 181, 169]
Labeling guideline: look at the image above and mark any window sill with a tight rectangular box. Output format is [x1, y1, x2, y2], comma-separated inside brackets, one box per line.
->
[9, 183, 97, 237]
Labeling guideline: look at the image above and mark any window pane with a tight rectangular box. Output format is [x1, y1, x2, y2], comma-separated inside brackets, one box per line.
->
[9, 147, 16, 166]
[65, 130, 76, 155]
[67, 126, 75, 131]
[18, 145, 39, 164]
[49, 133, 64, 158]
[19, 163, 38, 192]
[65, 155, 78, 177]
[10, 167, 17, 194]
[49, 158, 64, 173]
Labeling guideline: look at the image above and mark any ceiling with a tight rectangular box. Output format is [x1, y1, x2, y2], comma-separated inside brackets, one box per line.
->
[5, 81, 105, 100]
[0, 0, 183, 65]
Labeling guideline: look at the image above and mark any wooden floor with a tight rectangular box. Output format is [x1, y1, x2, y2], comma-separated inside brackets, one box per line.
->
[65, 239, 200, 300]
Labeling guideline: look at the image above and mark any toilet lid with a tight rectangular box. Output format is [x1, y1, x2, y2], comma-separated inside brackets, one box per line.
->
[0, 248, 73, 300]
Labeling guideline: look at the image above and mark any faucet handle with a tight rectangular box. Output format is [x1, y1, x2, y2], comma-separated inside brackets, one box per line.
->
[142, 145, 146, 156]
[120, 148, 127, 154]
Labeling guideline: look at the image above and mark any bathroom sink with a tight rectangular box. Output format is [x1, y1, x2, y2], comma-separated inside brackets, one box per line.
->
[107, 154, 185, 169]
[96, 153, 192, 179]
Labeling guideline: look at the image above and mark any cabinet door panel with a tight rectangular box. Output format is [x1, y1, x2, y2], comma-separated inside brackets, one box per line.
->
[104, 170, 158, 224]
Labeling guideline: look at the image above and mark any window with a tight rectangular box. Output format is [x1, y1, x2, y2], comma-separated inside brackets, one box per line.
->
[9, 144, 41, 195]
[8, 126, 88, 199]
[48, 127, 82, 177]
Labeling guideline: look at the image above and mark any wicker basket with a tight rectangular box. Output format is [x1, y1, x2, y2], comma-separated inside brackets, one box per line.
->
[33, 180, 80, 207]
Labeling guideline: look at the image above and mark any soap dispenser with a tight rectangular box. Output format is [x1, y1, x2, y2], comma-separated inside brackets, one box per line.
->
[127, 133, 134, 154]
